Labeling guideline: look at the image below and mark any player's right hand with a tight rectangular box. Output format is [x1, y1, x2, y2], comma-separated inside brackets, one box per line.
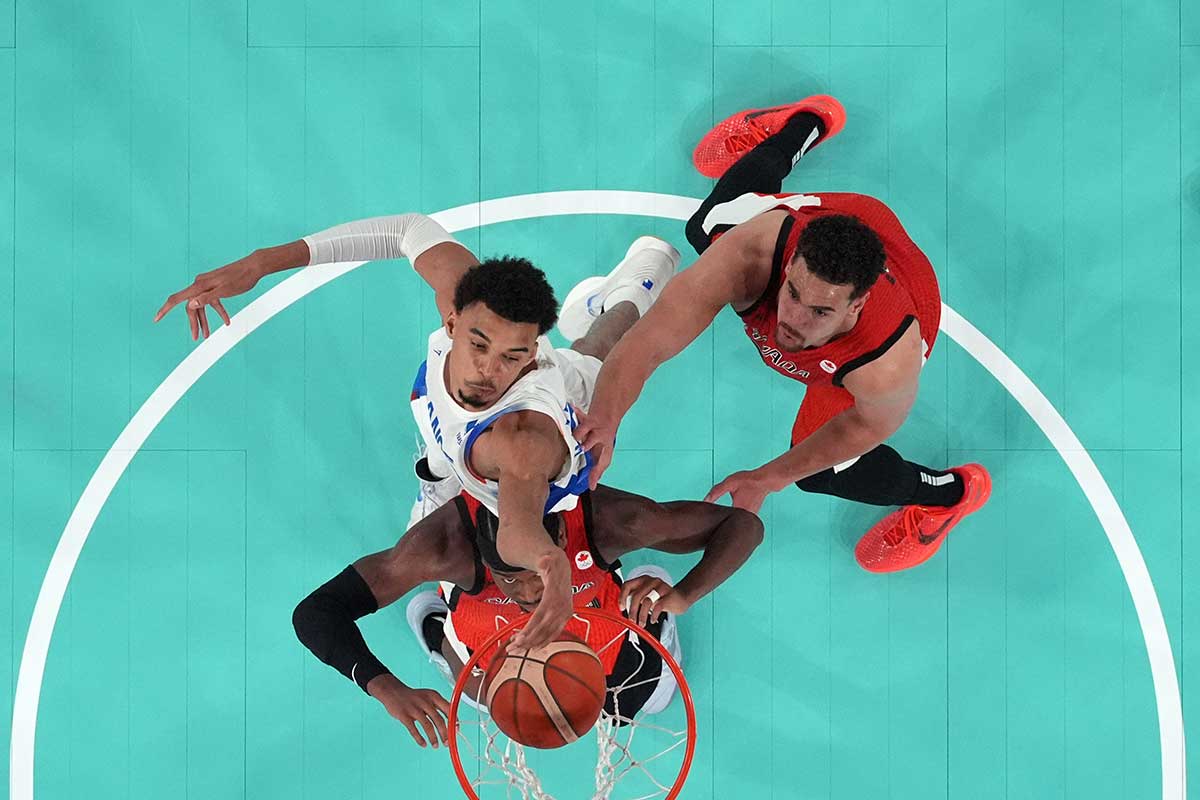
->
[366, 674, 451, 749]
[571, 405, 616, 489]
[153, 252, 265, 340]
[509, 551, 573, 652]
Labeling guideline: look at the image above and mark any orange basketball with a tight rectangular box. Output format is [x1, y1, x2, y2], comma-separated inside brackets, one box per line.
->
[483, 631, 607, 749]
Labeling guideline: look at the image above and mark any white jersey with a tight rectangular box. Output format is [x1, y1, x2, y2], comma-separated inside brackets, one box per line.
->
[409, 327, 597, 516]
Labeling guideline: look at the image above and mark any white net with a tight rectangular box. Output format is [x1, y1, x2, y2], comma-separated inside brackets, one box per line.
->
[449, 610, 695, 800]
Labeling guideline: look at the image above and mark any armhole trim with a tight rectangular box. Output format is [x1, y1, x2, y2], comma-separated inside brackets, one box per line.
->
[736, 215, 795, 320]
[832, 315, 917, 388]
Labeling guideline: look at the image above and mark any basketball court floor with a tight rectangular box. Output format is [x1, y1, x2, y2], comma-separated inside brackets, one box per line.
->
[1, 0, 1196, 797]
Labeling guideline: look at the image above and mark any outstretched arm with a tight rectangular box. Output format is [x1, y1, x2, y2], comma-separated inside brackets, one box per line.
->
[292, 500, 476, 748]
[155, 213, 477, 338]
[706, 322, 925, 512]
[589, 484, 765, 626]
[574, 212, 783, 485]
[476, 411, 577, 652]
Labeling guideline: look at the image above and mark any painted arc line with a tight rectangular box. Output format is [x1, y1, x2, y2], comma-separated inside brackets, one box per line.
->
[9, 190, 1185, 800]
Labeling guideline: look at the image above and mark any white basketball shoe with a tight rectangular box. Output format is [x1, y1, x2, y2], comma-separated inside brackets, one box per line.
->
[557, 236, 681, 341]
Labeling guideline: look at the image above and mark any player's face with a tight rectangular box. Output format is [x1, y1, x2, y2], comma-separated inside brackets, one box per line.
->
[774, 256, 868, 351]
[491, 569, 545, 613]
[445, 303, 540, 410]
[490, 520, 566, 613]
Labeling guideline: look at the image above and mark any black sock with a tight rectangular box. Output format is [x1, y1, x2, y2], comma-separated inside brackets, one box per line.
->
[908, 464, 964, 507]
[421, 612, 446, 653]
[794, 445, 964, 507]
[685, 112, 826, 255]
[769, 111, 826, 161]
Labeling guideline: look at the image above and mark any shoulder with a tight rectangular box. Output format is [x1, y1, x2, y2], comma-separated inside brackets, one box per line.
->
[841, 320, 924, 399]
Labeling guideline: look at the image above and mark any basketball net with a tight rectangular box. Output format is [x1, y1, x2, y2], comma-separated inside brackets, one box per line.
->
[448, 608, 696, 800]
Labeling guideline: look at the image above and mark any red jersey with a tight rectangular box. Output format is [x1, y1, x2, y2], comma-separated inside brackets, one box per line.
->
[442, 492, 627, 673]
[738, 192, 942, 389]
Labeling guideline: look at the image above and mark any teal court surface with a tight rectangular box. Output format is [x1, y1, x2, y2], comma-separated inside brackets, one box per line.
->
[1, 0, 1197, 797]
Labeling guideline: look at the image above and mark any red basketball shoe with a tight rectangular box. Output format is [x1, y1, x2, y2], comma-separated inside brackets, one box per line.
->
[854, 463, 992, 574]
[692, 94, 847, 179]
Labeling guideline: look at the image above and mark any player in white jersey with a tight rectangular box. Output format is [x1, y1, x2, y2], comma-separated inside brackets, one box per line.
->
[155, 212, 679, 650]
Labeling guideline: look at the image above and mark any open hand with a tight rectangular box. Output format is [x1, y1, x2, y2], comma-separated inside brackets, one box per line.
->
[153, 252, 264, 340]
[367, 675, 451, 749]
[620, 574, 691, 628]
[704, 468, 776, 514]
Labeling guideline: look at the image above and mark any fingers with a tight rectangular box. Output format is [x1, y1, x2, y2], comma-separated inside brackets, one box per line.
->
[415, 712, 440, 749]
[636, 592, 662, 628]
[703, 480, 729, 504]
[422, 694, 451, 746]
[187, 304, 199, 341]
[401, 718, 429, 748]
[154, 292, 185, 323]
[197, 305, 211, 339]
[212, 298, 232, 327]
[588, 445, 612, 490]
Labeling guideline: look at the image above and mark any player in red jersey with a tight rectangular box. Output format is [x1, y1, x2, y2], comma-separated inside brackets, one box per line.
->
[568, 96, 990, 574]
[293, 483, 762, 749]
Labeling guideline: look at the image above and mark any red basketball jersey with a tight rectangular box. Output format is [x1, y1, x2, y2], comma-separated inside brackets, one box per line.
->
[443, 492, 627, 673]
[738, 192, 942, 388]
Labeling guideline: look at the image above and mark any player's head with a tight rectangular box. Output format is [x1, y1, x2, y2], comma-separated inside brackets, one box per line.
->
[476, 512, 566, 613]
[445, 257, 559, 410]
[776, 215, 885, 351]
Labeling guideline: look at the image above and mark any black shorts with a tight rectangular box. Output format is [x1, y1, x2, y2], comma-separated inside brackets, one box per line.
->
[603, 616, 666, 721]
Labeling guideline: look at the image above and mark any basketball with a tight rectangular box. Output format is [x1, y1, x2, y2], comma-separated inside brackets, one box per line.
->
[483, 631, 607, 749]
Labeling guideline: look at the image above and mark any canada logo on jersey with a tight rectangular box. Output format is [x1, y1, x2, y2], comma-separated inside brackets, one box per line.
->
[574, 550, 594, 570]
[820, 359, 838, 374]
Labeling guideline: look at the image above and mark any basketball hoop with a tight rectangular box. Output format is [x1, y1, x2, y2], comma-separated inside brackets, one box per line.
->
[447, 608, 697, 799]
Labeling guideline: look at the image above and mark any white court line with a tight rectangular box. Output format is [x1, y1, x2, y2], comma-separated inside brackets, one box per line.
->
[9, 191, 1186, 799]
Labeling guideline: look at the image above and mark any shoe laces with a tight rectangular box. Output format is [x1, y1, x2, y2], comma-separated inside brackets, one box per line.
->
[883, 505, 925, 547]
[724, 118, 772, 155]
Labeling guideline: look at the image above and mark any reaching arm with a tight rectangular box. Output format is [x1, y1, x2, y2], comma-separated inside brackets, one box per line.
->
[471, 411, 576, 650]
[589, 485, 764, 624]
[291, 501, 475, 747]
[155, 213, 477, 338]
[574, 212, 784, 484]
[751, 321, 925, 491]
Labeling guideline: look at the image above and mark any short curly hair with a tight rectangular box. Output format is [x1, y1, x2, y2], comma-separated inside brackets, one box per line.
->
[795, 215, 886, 299]
[453, 256, 559, 335]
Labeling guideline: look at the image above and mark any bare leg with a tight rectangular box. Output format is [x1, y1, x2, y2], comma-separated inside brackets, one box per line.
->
[569, 300, 639, 361]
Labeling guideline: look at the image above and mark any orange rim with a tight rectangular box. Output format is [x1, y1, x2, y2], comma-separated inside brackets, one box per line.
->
[447, 607, 697, 799]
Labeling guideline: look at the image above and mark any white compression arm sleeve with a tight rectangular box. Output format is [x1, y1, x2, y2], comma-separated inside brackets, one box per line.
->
[301, 213, 459, 266]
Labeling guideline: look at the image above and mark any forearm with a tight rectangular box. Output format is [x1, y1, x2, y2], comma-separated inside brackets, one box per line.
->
[496, 475, 563, 571]
[292, 566, 398, 694]
[301, 212, 457, 266]
[672, 510, 764, 606]
[588, 335, 658, 424]
[760, 407, 895, 488]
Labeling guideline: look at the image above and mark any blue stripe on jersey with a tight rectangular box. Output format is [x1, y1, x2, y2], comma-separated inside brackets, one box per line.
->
[461, 407, 591, 514]
[544, 449, 593, 511]
[411, 360, 429, 400]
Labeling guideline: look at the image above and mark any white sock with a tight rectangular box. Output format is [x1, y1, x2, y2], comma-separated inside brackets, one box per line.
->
[601, 284, 652, 317]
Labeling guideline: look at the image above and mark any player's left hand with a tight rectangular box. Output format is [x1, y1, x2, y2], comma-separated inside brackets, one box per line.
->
[704, 468, 775, 513]
[620, 575, 690, 628]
